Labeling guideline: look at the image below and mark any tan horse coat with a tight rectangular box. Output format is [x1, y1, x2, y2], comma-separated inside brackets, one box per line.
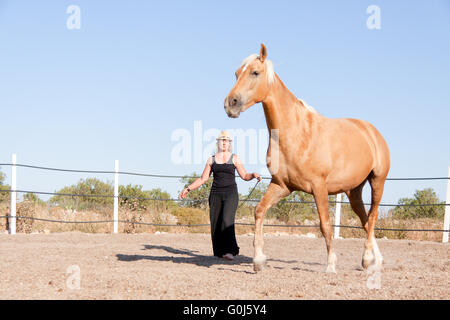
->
[225, 44, 390, 273]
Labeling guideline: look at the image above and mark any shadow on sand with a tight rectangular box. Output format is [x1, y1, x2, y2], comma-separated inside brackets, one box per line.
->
[116, 244, 299, 270]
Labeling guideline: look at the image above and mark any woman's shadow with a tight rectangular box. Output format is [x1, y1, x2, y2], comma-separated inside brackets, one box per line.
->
[116, 244, 254, 268]
[116, 244, 299, 273]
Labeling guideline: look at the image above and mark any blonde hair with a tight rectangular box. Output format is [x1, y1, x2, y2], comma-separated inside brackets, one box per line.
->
[215, 140, 232, 153]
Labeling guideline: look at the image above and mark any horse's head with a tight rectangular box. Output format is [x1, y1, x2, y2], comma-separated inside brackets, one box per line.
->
[224, 43, 275, 118]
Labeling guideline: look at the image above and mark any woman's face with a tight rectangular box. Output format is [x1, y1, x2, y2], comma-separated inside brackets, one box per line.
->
[219, 139, 230, 152]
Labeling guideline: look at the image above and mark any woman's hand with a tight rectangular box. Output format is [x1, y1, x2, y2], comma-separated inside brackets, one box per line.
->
[179, 188, 190, 199]
[253, 172, 262, 182]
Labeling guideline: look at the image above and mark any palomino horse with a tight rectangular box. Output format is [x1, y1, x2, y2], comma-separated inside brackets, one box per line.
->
[224, 44, 390, 273]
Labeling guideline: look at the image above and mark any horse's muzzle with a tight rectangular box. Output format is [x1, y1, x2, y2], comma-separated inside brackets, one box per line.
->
[224, 96, 242, 118]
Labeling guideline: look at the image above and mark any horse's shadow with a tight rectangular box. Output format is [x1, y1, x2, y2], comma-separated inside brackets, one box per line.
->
[116, 244, 298, 270]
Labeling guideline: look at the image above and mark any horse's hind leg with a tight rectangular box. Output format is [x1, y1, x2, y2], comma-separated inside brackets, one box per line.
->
[253, 182, 290, 272]
[345, 180, 369, 234]
[362, 173, 386, 270]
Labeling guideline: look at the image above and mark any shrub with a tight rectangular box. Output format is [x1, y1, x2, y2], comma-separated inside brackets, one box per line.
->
[119, 184, 150, 211]
[49, 178, 114, 210]
[179, 173, 211, 209]
[170, 207, 208, 226]
[23, 193, 46, 206]
[0, 184, 10, 203]
[12, 201, 35, 233]
[392, 188, 445, 219]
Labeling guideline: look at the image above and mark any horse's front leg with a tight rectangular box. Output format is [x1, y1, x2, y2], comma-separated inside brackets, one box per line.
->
[312, 183, 337, 273]
[253, 182, 290, 272]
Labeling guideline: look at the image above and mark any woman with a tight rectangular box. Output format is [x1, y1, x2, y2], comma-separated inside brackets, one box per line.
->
[179, 131, 262, 261]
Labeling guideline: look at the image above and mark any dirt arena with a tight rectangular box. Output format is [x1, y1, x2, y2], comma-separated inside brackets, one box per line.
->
[0, 232, 448, 300]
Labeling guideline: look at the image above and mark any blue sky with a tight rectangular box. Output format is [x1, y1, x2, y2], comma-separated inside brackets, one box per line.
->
[0, 0, 449, 209]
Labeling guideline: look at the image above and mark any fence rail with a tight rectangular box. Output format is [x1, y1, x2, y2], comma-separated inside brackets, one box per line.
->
[1, 156, 449, 242]
[0, 188, 448, 207]
[0, 163, 449, 181]
[1, 215, 448, 233]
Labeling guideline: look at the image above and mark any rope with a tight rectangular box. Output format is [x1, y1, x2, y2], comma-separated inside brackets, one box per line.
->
[236, 179, 260, 210]
[0, 163, 448, 180]
[1, 216, 448, 232]
[0, 189, 448, 207]
[1, 162, 448, 234]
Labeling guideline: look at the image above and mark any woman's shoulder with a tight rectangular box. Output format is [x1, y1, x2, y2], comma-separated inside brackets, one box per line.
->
[207, 155, 214, 166]
[232, 153, 241, 163]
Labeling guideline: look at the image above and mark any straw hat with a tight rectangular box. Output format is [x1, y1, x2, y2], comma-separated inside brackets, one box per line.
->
[216, 130, 232, 141]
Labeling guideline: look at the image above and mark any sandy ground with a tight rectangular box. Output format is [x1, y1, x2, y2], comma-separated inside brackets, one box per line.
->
[0, 232, 448, 300]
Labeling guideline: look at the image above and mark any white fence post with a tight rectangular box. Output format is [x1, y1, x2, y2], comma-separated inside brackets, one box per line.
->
[113, 160, 119, 234]
[10, 154, 17, 235]
[442, 166, 450, 243]
[334, 193, 342, 239]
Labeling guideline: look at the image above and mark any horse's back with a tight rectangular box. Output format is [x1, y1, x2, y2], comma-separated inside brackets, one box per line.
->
[341, 118, 390, 177]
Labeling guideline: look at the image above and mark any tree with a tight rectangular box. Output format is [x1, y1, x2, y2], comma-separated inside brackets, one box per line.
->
[23, 193, 45, 206]
[119, 184, 175, 212]
[391, 188, 444, 219]
[180, 172, 212, 209]
[0, 169, 5, 185]
[49, 178, 114, 210]
[146, 188, 177, 212]
[119, 184, 151, 211]
[243, 182, 318, 222]
[0, 168, 10, 203]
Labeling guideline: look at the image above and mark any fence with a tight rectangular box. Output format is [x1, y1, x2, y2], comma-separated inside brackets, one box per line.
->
[1, 154, 449, 242]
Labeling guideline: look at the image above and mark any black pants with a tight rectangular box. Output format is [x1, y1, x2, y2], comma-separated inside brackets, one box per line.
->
[208, 190, 240, 257]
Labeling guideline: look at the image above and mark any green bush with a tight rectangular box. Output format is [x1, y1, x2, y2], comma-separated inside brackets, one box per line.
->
[170, 207, 208, 226]
[246, 182, 319, 222]
[0, 184, 10, 203]
[179, 173, 211, 209]
[119, 184, 150, 211]
[49, 178, 114, 210]
[146, 188, 177, 212]
[23, 193, 46, 206]
[0, 168, 10, 203]
[392, 188, 444, 219]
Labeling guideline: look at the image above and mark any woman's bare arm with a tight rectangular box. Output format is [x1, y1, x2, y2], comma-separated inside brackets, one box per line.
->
[179, 157, 212, 199]
[234, 154, 261, 181]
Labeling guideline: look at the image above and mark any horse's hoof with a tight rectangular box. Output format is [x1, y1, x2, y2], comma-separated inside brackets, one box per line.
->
[362, 250, 376, 270]
[253, 263, 264, 272]
[326, 266, 337, 274]
[253, 255, 267, 272]
[326, 253, 337, 273]
[362, 257, 376, 270]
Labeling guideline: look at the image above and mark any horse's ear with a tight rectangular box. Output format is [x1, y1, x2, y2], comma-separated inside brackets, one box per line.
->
[260, 43, 267, 62]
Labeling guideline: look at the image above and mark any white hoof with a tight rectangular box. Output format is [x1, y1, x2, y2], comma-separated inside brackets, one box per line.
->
[326, 265, 337, 274]
[326, 252, 337, 273]
[362, 250, 375, 270]
[253, 255, 267, 272]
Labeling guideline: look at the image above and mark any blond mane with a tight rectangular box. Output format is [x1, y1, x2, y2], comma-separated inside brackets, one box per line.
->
[239, 54, 275, 85]
[298, 98, 317, 113]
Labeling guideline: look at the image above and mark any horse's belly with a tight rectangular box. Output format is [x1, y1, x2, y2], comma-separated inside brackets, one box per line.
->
[325, 167, 372, 194]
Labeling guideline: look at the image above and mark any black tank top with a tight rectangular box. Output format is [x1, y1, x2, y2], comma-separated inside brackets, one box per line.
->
[210, 153, 237, 193]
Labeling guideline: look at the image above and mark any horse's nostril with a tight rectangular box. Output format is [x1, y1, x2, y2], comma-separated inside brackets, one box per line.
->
[232, 99, 238, 106]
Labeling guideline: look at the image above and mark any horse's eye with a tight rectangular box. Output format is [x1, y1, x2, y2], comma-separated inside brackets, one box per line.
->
[252, 71, 259, 76]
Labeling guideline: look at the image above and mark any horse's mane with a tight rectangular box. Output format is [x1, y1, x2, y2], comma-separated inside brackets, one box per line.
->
[239, 54, 275, 85]
[298, 99, 318, 113]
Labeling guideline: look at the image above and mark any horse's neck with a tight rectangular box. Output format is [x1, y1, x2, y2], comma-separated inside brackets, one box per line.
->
[262, 74, 312, 139]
